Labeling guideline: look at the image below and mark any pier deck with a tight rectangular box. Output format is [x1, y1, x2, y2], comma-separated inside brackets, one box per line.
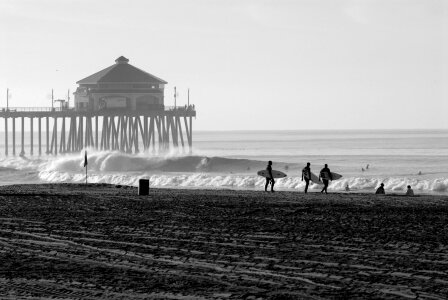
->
[0, 106, 196, 118]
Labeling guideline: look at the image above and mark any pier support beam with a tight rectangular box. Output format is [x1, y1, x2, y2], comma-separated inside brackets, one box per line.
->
[30, 117, 33, 156]
[12, 118, 15, 156]
[150, 117, 155, 153]
[60, 117, 66, 154]
[4, 118, 8, 156]
[78, 117, 83, 150]
[189, 116, 193, 153]
[38, 118, 41, 156]
[156, 116, 163, 153]
[95, 116, 98, 149]
[20, 117, 25, 157]
[50, 118, 58, 155]
[144, 117, 148, 151]
[46, 117, 49, 154]
[177, 116, 185, 150]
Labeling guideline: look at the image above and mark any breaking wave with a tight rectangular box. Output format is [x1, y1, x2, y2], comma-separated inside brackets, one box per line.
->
[39, 151, 297, 174]
[0, 151, 446, 194]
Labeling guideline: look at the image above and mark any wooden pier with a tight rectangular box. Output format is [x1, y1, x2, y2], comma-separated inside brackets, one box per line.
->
[2, 56, 196, 156]
[0, 107, 196, 156]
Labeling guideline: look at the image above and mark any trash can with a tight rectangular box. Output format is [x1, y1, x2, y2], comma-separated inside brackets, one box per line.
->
[138, 179, 149, 195]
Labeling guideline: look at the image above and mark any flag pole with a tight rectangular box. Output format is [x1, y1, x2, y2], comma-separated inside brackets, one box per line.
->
[84, 150, 88, 185]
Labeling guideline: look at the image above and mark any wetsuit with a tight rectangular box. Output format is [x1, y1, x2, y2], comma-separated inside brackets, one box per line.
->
[265, 164, 275, 192]
[319, 167, 332, 194]
[302, 166, 311, 193]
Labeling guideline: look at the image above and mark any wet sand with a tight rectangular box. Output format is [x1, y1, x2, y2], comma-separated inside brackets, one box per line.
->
[0, 184, 447, 299]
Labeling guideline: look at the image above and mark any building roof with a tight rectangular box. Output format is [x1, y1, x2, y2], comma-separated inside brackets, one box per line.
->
[76, 56, 168, 85]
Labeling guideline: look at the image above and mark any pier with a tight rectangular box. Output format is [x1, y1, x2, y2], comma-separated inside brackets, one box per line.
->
[0, 107, 195, 156]
[0, 56, 196, 156]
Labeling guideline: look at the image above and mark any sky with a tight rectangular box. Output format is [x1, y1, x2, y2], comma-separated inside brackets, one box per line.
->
[0, 0, 447, 130]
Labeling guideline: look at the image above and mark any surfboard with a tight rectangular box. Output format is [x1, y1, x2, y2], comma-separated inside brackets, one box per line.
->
[310, 172, 323, 184]
[303, 170, 323, 184]
[320, 172, 342, 180]
[257, 170, 287, 179]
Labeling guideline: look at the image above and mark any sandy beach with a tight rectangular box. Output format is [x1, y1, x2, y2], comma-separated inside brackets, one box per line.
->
[0, 184, 447, 299]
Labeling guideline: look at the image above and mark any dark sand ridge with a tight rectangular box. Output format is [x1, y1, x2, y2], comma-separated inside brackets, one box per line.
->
[0, 184, 447, 299]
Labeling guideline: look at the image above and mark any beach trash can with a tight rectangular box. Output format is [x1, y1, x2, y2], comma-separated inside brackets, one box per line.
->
[138, 179, 149, 195]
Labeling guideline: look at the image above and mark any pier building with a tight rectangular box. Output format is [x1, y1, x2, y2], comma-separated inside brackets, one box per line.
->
[0, 57, 196, 156]
[74, 56, 167, 112]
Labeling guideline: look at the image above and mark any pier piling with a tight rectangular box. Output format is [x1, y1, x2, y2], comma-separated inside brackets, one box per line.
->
[1, 109, 195, 156]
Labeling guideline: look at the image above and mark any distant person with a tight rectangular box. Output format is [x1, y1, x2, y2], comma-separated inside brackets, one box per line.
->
[366, 164, 369, 170]
[345, 184, 350, 191]
[375, 183, 385, 195]
[418, 171, 422, 175]
[362, 168, 365, 172]
[319, 164, 332, 194]
[265, 161, 275, 192]
[406, 185, 414, 196]
[301, 162, 311, 194]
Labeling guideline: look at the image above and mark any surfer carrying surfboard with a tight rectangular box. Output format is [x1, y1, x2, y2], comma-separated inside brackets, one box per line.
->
[319, 164, 333, 194]
[301, 162, 311, 193]
[265, 161, 275, 192]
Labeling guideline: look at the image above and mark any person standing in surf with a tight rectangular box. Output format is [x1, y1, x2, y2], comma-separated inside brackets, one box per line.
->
[301, 162, 311, 193]
[319, 164, 332, 194]
[265, 161, 275, 192]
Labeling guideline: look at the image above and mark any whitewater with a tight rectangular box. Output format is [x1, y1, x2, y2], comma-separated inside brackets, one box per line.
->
[0, 130, 446, 194]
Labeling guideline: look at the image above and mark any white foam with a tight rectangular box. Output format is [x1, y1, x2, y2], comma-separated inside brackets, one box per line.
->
[37, 169, 448, 194]
[0, 150, 446, 194]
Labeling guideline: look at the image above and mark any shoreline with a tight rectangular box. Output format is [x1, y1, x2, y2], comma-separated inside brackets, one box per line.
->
[1, 181, 447, 197]
[1, 182, 447, 200]
[1, 183, 447, 299]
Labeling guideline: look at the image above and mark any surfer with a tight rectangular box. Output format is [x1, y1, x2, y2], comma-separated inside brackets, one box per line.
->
[319, 164, 332, 194]
[301, 162, 311, 193]
[405, 185, 414, 196]
[265, 161, 275, 192]
[375, 183, 385, 194]
[345, 184, 350, 191]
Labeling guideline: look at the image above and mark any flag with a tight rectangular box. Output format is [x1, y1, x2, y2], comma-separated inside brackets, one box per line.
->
[84, 151, 88, 167]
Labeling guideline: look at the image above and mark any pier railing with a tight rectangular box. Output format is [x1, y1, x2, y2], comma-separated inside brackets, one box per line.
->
[1, 105, 195, 113]
[1, 107, 66, 112]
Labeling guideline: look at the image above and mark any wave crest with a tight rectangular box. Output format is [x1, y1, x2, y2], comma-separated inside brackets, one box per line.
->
[41, 151, 295, 174]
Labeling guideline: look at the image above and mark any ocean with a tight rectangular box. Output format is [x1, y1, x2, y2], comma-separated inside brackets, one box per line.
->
[0, 129, 446, 194]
